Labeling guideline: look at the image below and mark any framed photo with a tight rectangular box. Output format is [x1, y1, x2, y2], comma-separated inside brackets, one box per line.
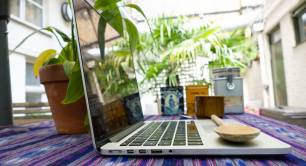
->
[160, 86, 184, 115]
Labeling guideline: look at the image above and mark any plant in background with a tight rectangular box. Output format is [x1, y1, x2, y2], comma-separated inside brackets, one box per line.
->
[221, 28, 258, 68]
[94, 49, 139, 100]
[91, 0, 152, 98]
[94, 0, 148, 58]
[108, 17, 258, 95]
[208, 28, 258, 70]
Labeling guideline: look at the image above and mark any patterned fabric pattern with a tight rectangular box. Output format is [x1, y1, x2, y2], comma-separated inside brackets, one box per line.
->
[0, 114, 305, 166]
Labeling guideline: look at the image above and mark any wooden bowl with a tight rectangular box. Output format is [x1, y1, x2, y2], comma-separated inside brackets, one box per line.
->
[211, 115, 261, 143]
[214, 124, 261, 142]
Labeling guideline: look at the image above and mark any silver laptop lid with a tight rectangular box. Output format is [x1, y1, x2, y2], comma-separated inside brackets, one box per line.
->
[72, 0, 144, 150]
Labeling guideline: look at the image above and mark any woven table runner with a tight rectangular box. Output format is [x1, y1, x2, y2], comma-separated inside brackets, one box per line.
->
[0, 113, 305, 166]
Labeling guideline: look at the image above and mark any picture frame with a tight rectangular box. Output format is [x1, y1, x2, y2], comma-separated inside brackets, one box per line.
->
[160, 86, 184, 115]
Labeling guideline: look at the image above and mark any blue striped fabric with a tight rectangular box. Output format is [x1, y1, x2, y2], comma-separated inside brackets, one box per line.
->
[0, 113, 305, 166]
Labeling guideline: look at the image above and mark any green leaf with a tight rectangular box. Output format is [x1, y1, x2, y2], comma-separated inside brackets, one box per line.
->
[124, 18, 139, 52]
[45, 26, 71, 42]
[33, 49, 57, 77]
[94, 0, 120, 10]
[45, 57, 62, 65]
[62, 70, 84, 104]
[101, 7, 123, 36]
[98, 16, 107, 59]
[194, 27, 219, 41]
[58, 43, 73, 61]
[125, 4, 147, 20]
[109, 49, 131, 57]
[71, 17, 79, 62]
[63, 61, 75, 78]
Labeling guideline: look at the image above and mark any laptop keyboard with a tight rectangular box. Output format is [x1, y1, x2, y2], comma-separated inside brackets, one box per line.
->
[120, 121, 203, 146]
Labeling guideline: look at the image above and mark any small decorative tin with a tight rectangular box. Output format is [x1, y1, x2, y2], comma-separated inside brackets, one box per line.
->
[213, 68, 244, 114]
[212, 67, 240, 79]
[160, 86, 184, 115]
[185, 85, 209, 115]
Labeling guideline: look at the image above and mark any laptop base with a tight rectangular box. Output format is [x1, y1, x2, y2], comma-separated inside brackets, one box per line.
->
[100, 119, 291, 155]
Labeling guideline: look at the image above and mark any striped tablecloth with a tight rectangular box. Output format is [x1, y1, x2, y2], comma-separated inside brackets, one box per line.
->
[0, 113, 305, 166]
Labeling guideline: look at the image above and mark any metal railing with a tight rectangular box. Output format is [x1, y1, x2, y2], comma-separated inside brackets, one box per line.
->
[12, 102, 51, 119]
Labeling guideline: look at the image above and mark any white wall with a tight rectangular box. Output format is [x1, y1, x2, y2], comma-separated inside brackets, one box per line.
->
[131, 0, 264, 33]
[9, 54, 26, 103]
[243, 61, 263, 107]
[131, 0, 263, 18]
[260, 0, 306, 108]
[8, 0, 70, 103]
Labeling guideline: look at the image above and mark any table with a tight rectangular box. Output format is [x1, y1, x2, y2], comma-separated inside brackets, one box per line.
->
[0, 113, 305, 166]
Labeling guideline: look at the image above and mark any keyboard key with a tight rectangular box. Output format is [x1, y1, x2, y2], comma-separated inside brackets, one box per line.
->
[144, 141, 158, 146]
[148, 137, 159, 141]
[129, 142, 143, 146]
[188, 141, 203, 145]
[188, 133, 200, 137]
[173, 140, 186, 146]
[175, 137, 186, 141]
[158, 140, 172, 146]
[188, 138, 202, 142]
[133, 139, 146, 143]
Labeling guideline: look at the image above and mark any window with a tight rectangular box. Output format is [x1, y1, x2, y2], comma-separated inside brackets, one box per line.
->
[26, 63, 43, 102]
[26, 92, 42, 102]
[10, 0, 20, 17]
[269, 27, 288, 106]
[10, 0, 43, 27]
[26, 62, 40, 86]
[294, 3, 306, 44]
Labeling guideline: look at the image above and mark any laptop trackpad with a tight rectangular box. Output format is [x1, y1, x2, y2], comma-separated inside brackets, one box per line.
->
[197, 119, 289, 149]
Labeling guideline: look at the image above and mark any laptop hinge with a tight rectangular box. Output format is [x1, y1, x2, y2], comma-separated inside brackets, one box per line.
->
[109, 121, 145, 142]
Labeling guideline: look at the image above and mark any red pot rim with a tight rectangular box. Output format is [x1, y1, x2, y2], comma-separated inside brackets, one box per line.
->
[39, 64, 69, 84]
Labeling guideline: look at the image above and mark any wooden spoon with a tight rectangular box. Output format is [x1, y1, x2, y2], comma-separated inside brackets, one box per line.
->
[211, 115, 261, 143]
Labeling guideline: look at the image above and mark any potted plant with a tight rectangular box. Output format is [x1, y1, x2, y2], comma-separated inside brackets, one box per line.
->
[10, 0, 147, 134]
[11, 25, 86, 134]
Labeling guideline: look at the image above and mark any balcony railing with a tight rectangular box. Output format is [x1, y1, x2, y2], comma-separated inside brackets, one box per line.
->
[12, 102, 51, 119]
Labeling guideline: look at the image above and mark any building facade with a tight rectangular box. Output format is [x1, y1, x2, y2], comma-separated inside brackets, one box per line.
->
[8, 0, 70, 103]
[259, 0, 306, 108]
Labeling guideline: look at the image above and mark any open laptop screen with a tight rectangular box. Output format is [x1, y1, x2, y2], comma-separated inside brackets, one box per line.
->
[72, 0, 144, 148]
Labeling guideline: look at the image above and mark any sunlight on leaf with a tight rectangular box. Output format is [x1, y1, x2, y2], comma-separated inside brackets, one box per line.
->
[33, 49, 57, 77]
[124, 18, 139, 52]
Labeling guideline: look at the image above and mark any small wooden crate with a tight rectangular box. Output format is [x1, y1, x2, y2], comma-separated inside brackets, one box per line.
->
[195, 96, 224, 118]
[185, 85, 209, 115]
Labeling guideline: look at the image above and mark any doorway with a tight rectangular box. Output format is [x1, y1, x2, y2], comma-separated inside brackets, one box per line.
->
[269, 27, 288, 106]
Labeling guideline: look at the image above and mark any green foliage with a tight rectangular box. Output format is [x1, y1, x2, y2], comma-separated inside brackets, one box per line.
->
[94, 0, 147, 56]
[124, 18, 140, 52]
[94, 50, 138, 100]
[94, 0, 149, 96]
[111, 17, 258, 90]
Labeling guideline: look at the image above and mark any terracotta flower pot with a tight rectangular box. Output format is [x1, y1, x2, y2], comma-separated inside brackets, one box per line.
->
[39, 64, 87, 134]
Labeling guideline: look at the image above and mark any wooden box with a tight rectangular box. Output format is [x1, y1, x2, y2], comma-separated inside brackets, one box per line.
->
[195, 96, 224, 118]
[185, 85, 209, 115]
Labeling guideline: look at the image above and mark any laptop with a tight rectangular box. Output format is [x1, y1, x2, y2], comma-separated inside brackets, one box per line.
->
[71, 0, 291, 155]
